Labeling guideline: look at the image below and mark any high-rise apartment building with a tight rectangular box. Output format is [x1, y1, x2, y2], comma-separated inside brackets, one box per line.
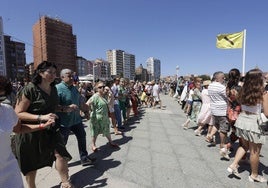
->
[0, 16, 6, 76]
[4, 35, 26, 81]
[146, 57, 161, 81]
[106, 49, 124, 77]
[129, 54, 135, 80]
[33, 16, 77, 75]
[77, 56, 88, 76]
[106, 49, 135, 79]
[135, 64, 148, 82]
[94, 58, 111, 80]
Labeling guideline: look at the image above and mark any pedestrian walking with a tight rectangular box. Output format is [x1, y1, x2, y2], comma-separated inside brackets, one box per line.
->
[227, 68, 268, 183]
[208, 71, 230, 160]
[86, 81, 120, 152]
[56, 69, 95, 167]
[14, 61, 73, 188]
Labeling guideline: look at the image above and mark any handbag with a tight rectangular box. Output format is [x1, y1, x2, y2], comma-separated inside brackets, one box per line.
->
[258, 113, 268, 134]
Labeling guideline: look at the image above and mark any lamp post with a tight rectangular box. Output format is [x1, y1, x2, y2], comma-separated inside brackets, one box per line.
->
[93, 64, 97, 84]
[176, 66, 179, 80]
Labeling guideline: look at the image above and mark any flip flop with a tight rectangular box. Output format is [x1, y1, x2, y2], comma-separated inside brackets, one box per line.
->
[115, 131, 122, 135]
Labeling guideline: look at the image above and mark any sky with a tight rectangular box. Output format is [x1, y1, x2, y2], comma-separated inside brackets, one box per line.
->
[1, 0, 268, 77]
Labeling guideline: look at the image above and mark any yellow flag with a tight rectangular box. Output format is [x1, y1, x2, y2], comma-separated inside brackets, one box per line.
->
[216, 31, 244, 49]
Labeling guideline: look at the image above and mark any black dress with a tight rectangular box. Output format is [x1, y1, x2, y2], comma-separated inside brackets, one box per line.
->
[14, 83, 72, 175]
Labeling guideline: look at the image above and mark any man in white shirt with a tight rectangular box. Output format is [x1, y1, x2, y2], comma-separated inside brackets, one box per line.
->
[208, 71, 230, 160]
[152, 81, 162, 109]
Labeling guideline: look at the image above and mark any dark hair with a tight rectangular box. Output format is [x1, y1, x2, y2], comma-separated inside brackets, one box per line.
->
[114, 77, 120, 82]
[227, 68, 240, 89]
[0, 75, 12, 95]
[238, 68, 264, 106]
[32, 61, 57, 85]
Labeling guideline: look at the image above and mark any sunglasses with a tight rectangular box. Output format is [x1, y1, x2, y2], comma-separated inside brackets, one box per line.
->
[98, 86, 105, 89]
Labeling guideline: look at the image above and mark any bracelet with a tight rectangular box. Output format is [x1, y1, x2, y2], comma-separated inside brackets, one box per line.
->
[39, 123, 45, 129]
[37, 114, 42, 122]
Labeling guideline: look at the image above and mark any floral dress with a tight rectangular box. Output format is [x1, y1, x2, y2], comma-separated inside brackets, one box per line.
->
[89, 93, 110, 137]
[190, 88, 202, 122]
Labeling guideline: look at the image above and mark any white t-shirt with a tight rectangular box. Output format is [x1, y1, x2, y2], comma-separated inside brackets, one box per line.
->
[111, 84, 119, 105]
[0, 103, 24, 188]
[152, 84, 160, 97]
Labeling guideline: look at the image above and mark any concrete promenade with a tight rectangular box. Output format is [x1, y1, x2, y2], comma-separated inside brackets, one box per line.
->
[23, 94, 268, 188]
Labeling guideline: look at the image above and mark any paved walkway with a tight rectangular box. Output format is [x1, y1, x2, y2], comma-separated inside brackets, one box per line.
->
[24, 94, 268, 188]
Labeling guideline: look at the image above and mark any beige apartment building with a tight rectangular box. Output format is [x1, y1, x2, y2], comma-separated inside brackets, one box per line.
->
[106, 49, 135, 79]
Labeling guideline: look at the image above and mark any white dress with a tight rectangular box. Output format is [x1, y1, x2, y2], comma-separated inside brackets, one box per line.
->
[197, 89, 214, 125]
[0, 103, 24, 188]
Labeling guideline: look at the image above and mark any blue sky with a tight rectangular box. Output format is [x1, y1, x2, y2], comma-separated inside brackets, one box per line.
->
[1, 0, 268, 76]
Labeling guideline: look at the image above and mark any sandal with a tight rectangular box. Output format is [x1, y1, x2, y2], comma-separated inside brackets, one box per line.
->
[91, 146, 99, 153]
[249, 175, 267, 183]
[205, 135, 212, 143]
[61, 180, 74, 188]
[115, 131, 122, 135]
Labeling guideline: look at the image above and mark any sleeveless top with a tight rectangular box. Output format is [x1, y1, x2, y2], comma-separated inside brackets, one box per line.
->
[241, 104, 261, 114]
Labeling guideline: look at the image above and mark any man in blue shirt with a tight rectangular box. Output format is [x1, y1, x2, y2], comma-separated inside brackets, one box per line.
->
[56, 69, 95, 166]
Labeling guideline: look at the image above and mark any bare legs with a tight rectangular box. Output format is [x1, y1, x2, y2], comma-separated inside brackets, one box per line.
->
[54, 151, 72, 187]
[25, 171, 37, 188]
[228, 138, 265, 181]
[229, 138, 249, 170]
[182, 118, 191, 129]
[219, 132, 227, 149]
[91, 134, 119, 151]
[25, 151, 71, 188]
[249, 142, 262, 178]
[91, 136, 98, 151]
[110, 112, 122, 135]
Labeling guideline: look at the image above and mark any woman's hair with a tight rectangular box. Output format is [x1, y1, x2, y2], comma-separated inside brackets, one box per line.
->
[0, 75, 12, 95]
[95, 81, 104, 87]
[193, 77, 202, 83]
[238, 68, 264, 106]
[227, 68, 240, 89]
[93, 81, 104, 92]
[31, 61, 57, 85]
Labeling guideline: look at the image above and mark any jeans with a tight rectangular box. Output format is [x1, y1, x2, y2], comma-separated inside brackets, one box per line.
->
[119, 100, 127, 121]
[60, 122, 88, 161]
[114, 104, 122, 127]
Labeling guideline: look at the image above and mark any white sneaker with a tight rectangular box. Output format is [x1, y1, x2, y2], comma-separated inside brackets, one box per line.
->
[220, 147, 230, 160]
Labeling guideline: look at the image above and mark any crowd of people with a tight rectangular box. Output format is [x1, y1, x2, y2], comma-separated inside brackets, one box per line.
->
[178, 68, 268, 183]
[1, 61, 268, 187]
[0, 61, 165, 188]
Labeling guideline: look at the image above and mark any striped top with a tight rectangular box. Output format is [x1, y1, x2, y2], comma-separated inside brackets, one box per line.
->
[208, 81, 228, 116]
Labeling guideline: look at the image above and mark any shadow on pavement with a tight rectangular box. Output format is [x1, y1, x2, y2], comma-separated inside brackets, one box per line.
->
[54, 107, 146, 187]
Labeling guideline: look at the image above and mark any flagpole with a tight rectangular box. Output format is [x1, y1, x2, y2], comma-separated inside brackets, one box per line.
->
[242, 29, 246, 76]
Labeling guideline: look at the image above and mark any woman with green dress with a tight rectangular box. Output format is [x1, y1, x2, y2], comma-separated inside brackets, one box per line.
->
[86, 81, 119, 152]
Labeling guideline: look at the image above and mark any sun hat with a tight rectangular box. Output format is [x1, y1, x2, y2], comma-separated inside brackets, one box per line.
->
[203, 80, 211, 86]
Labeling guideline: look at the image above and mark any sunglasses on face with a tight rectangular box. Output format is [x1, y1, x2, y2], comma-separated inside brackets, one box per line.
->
[98, 86, 105, 89]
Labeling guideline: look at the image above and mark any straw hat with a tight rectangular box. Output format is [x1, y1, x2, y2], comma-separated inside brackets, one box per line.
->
[203, 80, 211, 86]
